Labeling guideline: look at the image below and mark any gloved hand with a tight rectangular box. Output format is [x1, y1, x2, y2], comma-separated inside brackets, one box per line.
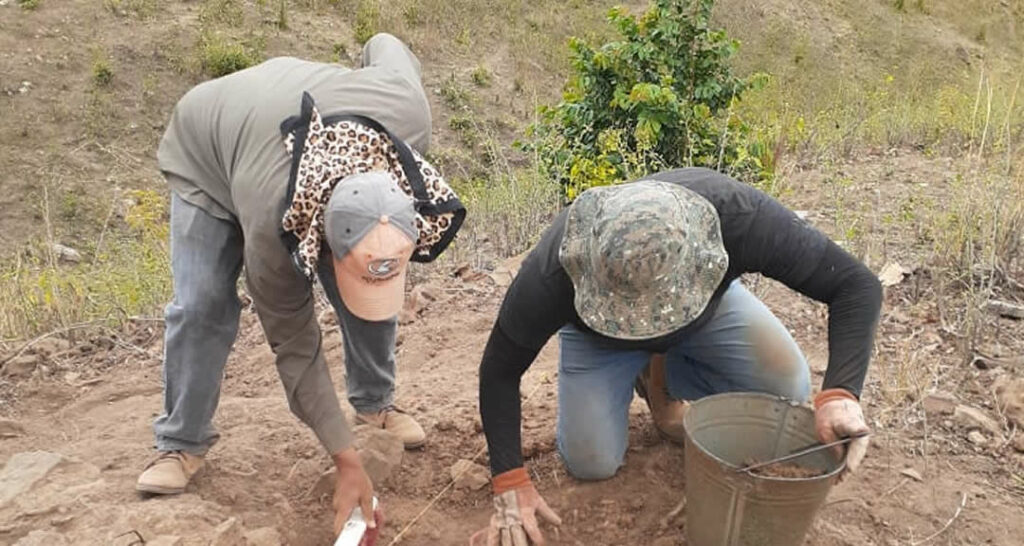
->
[814, 389, 870, 476]
[469, 468, 562, 546]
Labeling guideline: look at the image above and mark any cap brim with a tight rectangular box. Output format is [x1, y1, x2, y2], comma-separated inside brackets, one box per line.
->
[334, 259, 408, 322]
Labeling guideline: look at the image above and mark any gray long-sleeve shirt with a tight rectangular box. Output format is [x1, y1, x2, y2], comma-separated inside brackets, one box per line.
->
[157, 34, 430, 454]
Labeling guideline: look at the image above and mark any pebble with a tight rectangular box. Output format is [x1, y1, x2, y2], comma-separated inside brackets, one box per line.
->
[3, 354, 40, 378]
[967, 430, 987, 446]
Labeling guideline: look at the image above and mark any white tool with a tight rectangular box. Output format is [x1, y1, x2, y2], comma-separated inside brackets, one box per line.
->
[334, 496, 379, 546]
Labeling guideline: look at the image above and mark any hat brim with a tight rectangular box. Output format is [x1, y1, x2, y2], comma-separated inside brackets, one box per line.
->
[334, 257, 408, 322]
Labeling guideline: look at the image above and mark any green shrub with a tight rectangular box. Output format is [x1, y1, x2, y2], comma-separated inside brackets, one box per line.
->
[17, 0, 39, 10]
[92, 55, 114, 87]
[198, 33, 264, 78]
[354, 0, 380, 45]
[524, 0, 765, 199]
[471, 66, 492, 87]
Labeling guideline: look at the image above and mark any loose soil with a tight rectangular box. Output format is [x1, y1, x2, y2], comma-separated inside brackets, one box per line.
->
[743, 459, 829, 479]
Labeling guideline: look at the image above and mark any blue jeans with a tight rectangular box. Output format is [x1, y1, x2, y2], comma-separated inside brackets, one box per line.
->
[556, 281, 810, 480]
[153, 194, 396, 454]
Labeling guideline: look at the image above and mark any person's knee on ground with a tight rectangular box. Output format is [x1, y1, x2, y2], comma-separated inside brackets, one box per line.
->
[557, 439, 624, 481]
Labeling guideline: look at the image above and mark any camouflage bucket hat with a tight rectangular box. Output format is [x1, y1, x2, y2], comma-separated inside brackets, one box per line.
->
[558, 181, 729, 340]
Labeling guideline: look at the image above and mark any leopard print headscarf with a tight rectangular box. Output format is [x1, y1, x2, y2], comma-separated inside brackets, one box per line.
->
[280, 93, 465, 281]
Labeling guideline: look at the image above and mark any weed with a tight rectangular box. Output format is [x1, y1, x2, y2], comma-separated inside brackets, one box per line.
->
[470, 66, 492, 88]
[401, 2, 421, 26]
[440, 74, 470, 109]
[103, 0, 157, 18]
[17, 0, 39, 9]
[0, 189, 171, 339]
[332, 43, 347, 62]
[199, 0, 245, 27]
[91, 53, 114, 88]
[354, 0, 380, 45]
[197, 32, 264, 78]
[276, 0, 288, 30]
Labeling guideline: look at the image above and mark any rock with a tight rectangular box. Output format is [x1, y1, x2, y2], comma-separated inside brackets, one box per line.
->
[994, 377, 1024, 429]
[987, 300, 1024, 319]
[14, 531, 69, 545]
[0, 451, 63, 508]
[352, 425, 404, 484]
[435, 419, 457, 431]
[954, 405, 1001, 435]
[899, 468, 923, 482]
[922, 391, 957, 415]
[967, 430, 987, 445]
[148, 537, 183, 546]
[878, 262, 910, 287]
[450, 459, 489, 490]
[211, 517, 245, 546]
[51, 244, 82, 264]
[244, 527, 282, 546]
[1013, 435, 1024, 453]
[3, 354, 39, 378]
[0, 419, 26, 438]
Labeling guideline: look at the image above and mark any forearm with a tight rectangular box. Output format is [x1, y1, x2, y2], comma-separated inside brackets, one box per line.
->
[796, 243, 883, 398]
[479, 323, 541, 475]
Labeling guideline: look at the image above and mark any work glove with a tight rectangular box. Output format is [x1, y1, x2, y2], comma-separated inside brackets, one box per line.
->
[814, 389, 870, 476]
[469, 468, 562, 546]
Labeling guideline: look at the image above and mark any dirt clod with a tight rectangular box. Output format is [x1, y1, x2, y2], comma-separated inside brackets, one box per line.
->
[211, 517, 245, 546]
[0, 418, 26, 438]
[244, 527, 282, 546]
[450, 459, 489, 490]
[14, 530, 69, 546]
[967, 430, 988, 445]
[923, 391, 957, 415]
[954, 404, 1001, 435]
[353, 425, 404, 484]
[994, 377, 1024, 429]
[3, 355, 40, 378]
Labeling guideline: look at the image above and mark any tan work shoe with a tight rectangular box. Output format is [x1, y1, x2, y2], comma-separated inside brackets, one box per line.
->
[136, 451, 204, 495]
[356, 406, 426, 449]
[635, 354, 690, 444]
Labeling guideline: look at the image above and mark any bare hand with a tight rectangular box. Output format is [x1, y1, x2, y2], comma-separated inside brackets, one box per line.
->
[815, 395, 870, 476]
[470, 484, 561, 546]
[332, 448, 377, 538]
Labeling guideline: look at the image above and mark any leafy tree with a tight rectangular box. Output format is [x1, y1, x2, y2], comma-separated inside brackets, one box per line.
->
[526, 0, 770, 199]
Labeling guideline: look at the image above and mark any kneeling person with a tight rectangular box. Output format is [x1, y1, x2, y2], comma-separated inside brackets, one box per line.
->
[473, 168, 882, 544]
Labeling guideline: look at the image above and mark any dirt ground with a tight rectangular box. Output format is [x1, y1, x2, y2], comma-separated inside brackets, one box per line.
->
[2, 152, 1024, 546]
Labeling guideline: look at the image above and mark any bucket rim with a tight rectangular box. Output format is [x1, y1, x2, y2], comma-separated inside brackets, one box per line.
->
[682, 392, 847, 481]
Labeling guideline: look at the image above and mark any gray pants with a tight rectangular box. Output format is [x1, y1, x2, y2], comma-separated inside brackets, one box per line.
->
[153, 194, 395, 454]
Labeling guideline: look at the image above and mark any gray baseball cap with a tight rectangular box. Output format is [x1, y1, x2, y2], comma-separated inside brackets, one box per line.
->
[325, 171, 418, 260]
[558, 180, 729, 340]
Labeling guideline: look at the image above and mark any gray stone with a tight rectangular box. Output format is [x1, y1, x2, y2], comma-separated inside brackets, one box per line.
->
[450, 459, 489, 490]
[210, 517, 245, 546]
[244, 527, 282, 546]
[0, 451, 63, 508]
[15, 530, 69, 546]
[3, 355, 39, 378]
[51, 244, 82, 264]
[922, 391, 957, 415]
[954, 405, 1002, 435]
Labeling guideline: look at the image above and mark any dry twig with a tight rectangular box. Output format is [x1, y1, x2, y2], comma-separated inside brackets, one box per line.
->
[908, 492, 967, 546]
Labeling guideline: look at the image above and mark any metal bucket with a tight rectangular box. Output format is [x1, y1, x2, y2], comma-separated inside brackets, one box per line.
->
[682, 392, 843, 546]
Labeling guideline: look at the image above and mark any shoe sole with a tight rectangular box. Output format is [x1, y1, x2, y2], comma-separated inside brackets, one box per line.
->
[136, 483, 186, 495]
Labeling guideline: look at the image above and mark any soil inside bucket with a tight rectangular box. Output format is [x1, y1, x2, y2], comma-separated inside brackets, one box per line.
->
[743, 458, 828, 478]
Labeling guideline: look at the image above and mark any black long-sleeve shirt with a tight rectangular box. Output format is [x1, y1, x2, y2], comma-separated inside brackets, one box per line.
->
[479, 168, 883, 475]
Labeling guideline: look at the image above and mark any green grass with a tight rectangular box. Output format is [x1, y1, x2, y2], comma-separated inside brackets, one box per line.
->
[197, 32, 264, 78]
[470, 66, 492, 87]
[91, 54, 114, 87]
[103, 0, 158, 19]
[17, 0, 39, 10]
[0, 190, 171, 340]
[354, 0, 381, 45]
